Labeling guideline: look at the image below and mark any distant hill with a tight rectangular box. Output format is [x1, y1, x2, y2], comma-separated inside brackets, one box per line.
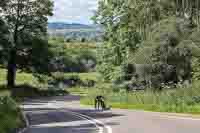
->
[48, 22, 103, 42]
[48, 22, 94, 30]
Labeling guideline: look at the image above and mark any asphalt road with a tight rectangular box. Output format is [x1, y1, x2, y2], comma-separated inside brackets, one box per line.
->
[22, 95, 200, 133]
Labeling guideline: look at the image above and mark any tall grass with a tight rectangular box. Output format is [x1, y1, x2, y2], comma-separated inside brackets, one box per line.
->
[81, 81, 200, 114]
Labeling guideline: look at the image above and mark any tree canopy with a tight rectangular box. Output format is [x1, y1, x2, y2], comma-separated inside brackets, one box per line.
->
[0, 0, 53, 88]
[94, 0, 200, 89]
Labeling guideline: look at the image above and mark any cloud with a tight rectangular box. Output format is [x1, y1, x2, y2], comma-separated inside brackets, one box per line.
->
[48, 0, 98, 24]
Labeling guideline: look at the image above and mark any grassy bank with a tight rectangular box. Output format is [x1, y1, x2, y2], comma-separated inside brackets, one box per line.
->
[0, 84, 24, 133]
[0, 94, 25, 133]
[81, 81, 200, 114]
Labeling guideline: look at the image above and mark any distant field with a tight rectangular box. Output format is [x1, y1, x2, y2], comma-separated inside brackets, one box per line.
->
[64, 42, 99, 49]
[49, 40, 101, 49]
[0, 68, 100, 88]
[0, 68, 37, 86]
[48, 40, 99, 56]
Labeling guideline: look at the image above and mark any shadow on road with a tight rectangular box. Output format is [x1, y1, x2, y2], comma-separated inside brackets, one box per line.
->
[23, 95, 123, 130]
[24, 107, 123, 125]
[26, 123, 99, 133]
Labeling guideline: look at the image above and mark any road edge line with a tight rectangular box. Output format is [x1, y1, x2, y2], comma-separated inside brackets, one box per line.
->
[18, 111, 30, 133]
[60, 109, 104, 133]
[49, 100, 113, 133]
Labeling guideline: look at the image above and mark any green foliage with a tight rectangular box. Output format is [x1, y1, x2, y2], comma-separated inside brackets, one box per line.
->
[17, 35, 54, 74]
[49, 40, 97, 73]
[94, 0, 200, 89]
[94, 0, 166, 81]
[0, 18, 10, 65]
[0, 0, 53, 87]
[51, 72, 99, 89]
[0, 96, 23, 133]
[127, 17, 200, 89]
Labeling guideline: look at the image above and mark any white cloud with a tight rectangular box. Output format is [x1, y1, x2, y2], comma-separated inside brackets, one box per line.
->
[48, 0, 98, 24]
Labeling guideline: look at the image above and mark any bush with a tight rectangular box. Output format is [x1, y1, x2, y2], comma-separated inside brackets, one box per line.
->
[82, 79, 96, 87]
[112, 17, 198, 90]
[51, 73, 81, 87]
[0, 97, 23, 133]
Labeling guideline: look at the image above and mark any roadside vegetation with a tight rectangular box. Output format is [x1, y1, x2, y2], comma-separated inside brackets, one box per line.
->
[0, 69, 32, 133]
[80, 0, 200, 114]
[0, 85, 25, 133]
[81, 81, 200, 114]
[0, 96, 25, 133]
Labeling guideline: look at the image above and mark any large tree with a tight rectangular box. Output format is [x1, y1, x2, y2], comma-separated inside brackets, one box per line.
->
[93, 0, 165, 80]
[0, 18, 10, 65]
[94, 0, 200, 84]
[0, 0, 53, 88]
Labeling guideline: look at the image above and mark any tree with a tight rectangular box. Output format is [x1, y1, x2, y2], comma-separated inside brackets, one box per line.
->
[93, 0, 160, 80]
[94, 0, 200, 86]
[66, 38, 71, 43]
[0, 0, 53, 89]
[81, 37, 86, 43]
[0, 18, 10, 65]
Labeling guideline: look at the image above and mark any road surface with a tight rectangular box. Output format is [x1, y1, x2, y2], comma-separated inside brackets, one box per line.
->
[22, 95, 200, 133]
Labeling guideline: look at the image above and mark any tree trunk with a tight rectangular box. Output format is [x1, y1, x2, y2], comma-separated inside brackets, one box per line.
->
[7, 49, 17, 89]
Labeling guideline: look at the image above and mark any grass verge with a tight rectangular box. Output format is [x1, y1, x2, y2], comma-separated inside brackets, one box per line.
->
[80, 81, 200, 114]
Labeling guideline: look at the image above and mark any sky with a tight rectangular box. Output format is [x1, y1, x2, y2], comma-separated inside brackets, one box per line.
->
[48, 0, 98, 24]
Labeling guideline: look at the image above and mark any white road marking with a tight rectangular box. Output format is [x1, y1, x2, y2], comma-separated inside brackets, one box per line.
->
[32, 120, 99, 128]
[62, 110, 104, 133]
[63, 108, 113, 133]
[24, 100, 113, 133]
[105, 126, 113, 133]
[47, 102, 106, 133]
